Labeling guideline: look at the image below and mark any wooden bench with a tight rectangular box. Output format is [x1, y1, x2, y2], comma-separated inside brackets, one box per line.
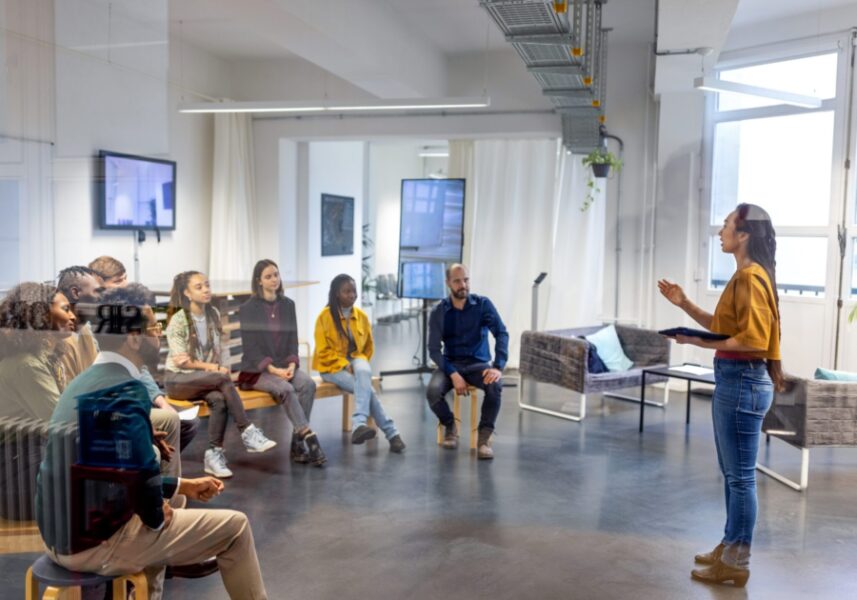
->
[166, 376, 382, 432]
[0, 517, 42, 555]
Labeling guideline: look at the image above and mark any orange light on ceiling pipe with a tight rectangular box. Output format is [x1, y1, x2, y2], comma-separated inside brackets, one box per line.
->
[553, 1, 568, 13]
[592, 100, 601, 107]
[571, 47, 583, 57]
[583, 76, 592, 86]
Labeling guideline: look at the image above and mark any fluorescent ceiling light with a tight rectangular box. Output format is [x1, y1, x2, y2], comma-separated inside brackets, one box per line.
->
[693, 77, 821, 109]
[178, 97, 490, 114]
[418, 152, 449, 158]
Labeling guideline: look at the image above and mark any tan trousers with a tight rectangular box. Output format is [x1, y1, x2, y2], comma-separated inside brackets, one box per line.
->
[48, 508, 267, 600]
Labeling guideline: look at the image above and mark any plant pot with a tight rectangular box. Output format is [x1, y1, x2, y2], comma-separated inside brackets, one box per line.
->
[591, 163, 610, 178]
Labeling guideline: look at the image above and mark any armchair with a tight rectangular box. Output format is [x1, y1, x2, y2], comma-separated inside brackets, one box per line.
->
[518, 325, 671, 422]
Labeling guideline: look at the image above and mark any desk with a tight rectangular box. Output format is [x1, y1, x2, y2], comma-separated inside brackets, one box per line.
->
[639, 364, 715, 432]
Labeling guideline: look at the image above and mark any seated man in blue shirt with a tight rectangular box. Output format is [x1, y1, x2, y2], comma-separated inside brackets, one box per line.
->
[427, 264, 509, 459]
[37, 285, 268, 600]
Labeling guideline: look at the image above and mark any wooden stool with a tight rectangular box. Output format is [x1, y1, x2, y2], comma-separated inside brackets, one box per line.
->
[436, 385, 479, 449]
[26, 554, 148, 600]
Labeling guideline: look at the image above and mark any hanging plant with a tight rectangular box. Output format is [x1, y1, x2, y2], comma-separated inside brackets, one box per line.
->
[580, 148, 622, 211]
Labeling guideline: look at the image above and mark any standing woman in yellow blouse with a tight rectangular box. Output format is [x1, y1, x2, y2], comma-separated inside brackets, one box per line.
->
[659, 203, 783, 587]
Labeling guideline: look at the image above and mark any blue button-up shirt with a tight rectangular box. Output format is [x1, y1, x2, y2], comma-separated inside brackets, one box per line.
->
[428, 294, 509, 375]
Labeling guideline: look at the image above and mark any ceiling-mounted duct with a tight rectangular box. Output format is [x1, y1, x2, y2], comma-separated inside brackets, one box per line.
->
[480, 0, 609, 153]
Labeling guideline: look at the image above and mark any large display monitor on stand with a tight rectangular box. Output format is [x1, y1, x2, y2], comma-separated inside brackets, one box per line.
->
[380, 178, 465, 379]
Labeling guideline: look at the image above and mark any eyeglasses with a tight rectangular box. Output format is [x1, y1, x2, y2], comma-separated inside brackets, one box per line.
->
[146, 322, 164, 336]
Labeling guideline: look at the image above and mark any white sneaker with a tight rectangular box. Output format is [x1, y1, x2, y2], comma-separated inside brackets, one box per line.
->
[241, 424, 277, 453]
[204, 447, 233, 478]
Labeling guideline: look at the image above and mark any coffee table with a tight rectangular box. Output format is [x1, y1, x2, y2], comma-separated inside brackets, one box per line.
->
[639, 364, 715, 432]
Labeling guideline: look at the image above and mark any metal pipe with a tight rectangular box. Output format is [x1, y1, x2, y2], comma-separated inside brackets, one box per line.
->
[600, 126, 624, 321]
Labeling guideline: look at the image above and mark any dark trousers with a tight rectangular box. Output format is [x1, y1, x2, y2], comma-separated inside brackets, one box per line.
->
[165, 371, 250, 449]
[426, 362, 502, 432]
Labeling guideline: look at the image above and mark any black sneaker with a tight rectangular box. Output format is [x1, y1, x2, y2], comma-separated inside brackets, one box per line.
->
[389, 435, 406, 454]
[290, 434, 309, 464]
[351, 424, 377, 444]
[304, 432, 327, 467]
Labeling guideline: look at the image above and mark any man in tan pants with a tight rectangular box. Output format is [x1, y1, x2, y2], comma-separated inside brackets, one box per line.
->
[37, 285, 268, 599]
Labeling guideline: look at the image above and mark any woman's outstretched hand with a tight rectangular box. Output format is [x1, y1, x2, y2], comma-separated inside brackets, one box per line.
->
[658, 279, 687, 307]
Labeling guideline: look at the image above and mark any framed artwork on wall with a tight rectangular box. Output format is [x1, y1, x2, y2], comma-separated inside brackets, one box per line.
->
[321, 193, 354, 256]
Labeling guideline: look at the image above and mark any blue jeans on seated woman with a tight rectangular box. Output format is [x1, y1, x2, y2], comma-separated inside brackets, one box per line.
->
[321, 358, 398, 440]
[712, 358, 773, 568]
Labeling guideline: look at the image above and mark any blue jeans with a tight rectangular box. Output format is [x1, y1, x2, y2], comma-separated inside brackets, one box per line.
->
[321, 358, 398, 440]
[712, 358, 773, 568]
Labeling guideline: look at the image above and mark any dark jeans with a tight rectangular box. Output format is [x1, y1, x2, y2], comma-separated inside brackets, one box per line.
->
[179, 417, 200, 451]
[426, 362, 502, 432]
[712, 358, 774, 568]
[165, 371, 251, 449]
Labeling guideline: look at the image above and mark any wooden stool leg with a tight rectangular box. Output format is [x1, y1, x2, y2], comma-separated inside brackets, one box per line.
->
[42, 587, 61, 600]
[453, 392, 461, 423]
[129, 572, 149, 599]
[342, 394, 352, 432]
[113, 578, 127, 599]
[436, 421, 443, 445]
[470, 390, 478, 450]
[25, 567, 38, 600]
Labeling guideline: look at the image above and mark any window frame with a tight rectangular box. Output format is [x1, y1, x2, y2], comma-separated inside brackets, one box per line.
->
[700, 32, 854, 305]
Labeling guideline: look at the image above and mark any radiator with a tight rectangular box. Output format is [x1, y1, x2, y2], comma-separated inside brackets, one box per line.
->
[0, 417, 48, 522]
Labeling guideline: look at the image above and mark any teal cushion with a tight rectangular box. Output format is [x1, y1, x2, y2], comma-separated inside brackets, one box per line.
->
[586, 325, 634, 372]
[814, 367, 857, 381]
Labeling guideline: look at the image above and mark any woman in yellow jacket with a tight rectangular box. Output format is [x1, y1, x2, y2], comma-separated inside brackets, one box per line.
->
[313, 274, 406, 452]
[659, 203, 783, 587]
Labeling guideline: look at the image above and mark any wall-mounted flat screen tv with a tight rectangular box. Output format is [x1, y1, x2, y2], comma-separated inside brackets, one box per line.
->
[99, 150, 176, 230]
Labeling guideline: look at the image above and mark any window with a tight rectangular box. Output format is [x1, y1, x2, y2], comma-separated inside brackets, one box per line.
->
[706, 46, 842, 297]
[717, 53, 838, 112]
[710, 236, 827, 297]
[711, 111, 834, 227]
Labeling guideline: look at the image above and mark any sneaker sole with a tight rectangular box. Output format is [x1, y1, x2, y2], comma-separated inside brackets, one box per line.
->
[351, 428, 377, 444]
[204, 467, 233, 478]
[245, 441, 277, 454]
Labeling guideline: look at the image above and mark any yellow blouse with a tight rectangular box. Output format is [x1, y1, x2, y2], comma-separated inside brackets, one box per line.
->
[711, 263, 781, 360]
[312, 306, 374, 373]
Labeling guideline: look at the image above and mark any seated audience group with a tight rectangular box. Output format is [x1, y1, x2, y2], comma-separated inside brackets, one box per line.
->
[0, 255, 508, 599]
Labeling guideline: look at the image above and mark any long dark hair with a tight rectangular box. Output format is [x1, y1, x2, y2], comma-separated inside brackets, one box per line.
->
[167, 270, 222, 358]
[735, 203, 784, 391]
[251, 259, 283, 299]
[327, 274, 356, 342]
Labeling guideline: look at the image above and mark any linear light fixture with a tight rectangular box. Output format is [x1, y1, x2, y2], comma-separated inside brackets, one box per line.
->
[178, 97, 490, 114]
[693, 77, 822, 109]
[418, 151, 449, 158]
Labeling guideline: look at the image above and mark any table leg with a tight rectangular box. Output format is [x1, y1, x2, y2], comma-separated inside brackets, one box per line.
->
[639, 372, 646, 433]
[686, 380, 691, 424]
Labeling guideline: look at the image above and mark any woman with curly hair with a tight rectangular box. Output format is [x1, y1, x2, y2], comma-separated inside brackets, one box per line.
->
[165, 270, 276, 478]
[0, 282, 76, 420]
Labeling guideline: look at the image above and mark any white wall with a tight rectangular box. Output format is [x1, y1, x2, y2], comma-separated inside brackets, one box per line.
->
[47, 3, 233, 288]
[291, 141, 366, 340]
[366, 142, 424, 279]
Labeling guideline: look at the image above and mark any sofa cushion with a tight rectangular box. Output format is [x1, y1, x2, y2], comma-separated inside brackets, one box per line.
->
[585, 325, 633, 372]
[814, 367, 857, 381]
[583, 340, 609, 374]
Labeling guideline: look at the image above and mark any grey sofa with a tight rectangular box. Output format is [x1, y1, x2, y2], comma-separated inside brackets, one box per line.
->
[758, 374, 857, 491]
[518, 325, 671, 422]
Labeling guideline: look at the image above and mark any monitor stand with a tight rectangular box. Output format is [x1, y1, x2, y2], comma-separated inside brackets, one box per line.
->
[380, 298, 434, 379]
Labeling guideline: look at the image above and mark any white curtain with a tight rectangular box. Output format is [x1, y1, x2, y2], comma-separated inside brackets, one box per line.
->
[462, 139, 606, 367]
[209, 113, 257, 280]
[447, 140, 475, 266]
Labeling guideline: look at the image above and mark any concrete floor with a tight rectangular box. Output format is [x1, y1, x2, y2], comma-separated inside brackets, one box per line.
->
[4, 316, 857, 599]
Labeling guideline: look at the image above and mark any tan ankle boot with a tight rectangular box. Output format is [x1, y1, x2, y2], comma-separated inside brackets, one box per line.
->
[694, 542, 725, 565]
[477, 428, 494, 460]
[691, 559, 749, 587]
